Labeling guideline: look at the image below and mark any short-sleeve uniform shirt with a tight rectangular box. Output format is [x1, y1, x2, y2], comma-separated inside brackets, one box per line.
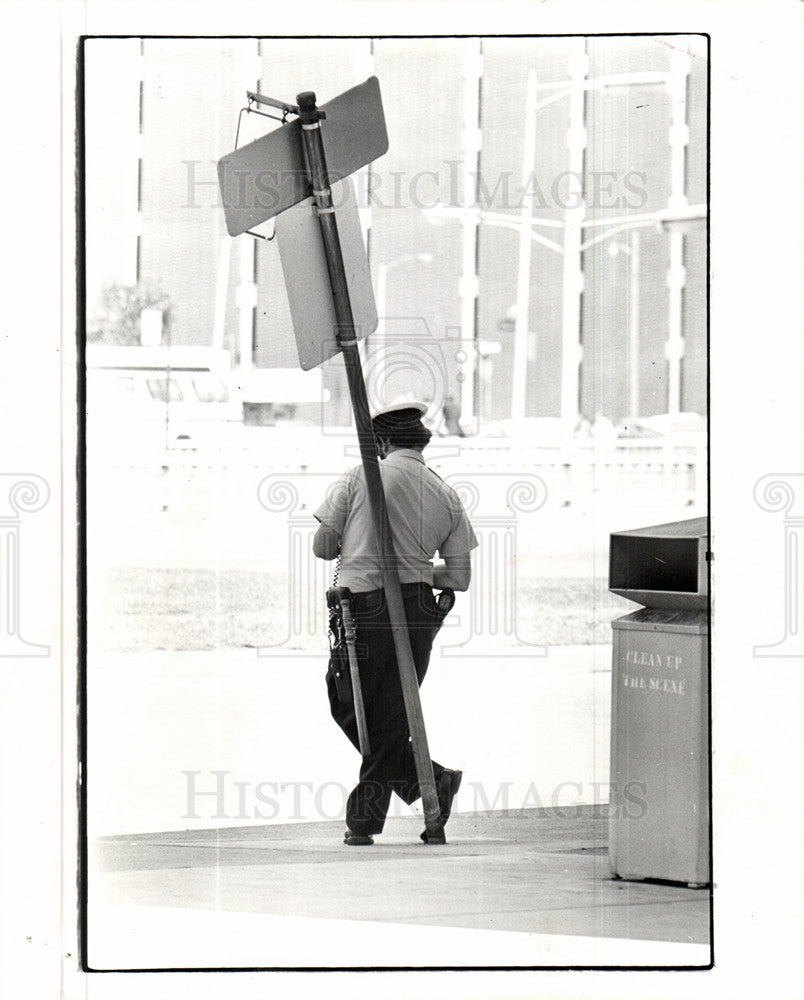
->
[314, 449, 478, 593]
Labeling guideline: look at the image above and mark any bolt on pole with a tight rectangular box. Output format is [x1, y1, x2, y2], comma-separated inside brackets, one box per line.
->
[296, 91, 446, 844]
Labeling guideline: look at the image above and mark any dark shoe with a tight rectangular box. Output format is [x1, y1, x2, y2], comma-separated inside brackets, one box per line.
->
[438, 768, 463, 824]
[420, 769, 463, 842]
[343, 830, 374, 846]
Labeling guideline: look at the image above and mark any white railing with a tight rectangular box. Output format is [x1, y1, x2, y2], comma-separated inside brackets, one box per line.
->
[88, 433, 707, 515]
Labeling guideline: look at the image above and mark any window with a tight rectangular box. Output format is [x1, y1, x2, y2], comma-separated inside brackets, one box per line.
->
[146, 377, 183, 403]
[192, 374, 229, 403]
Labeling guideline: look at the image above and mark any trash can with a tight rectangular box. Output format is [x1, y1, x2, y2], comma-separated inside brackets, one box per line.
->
[607, 517, 710, 888]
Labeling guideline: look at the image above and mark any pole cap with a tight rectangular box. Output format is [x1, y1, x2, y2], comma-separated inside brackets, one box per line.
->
[296, 91, 317, 109]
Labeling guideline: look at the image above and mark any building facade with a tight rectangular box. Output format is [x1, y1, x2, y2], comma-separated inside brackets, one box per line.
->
[84, 35, 708, 429]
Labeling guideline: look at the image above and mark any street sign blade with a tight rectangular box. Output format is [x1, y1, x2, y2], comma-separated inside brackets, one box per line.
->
[317, 75, 389, 185]
[217, 123, 306, 237]
[276, 177, 377, 371]
[218, 76, 388, 237]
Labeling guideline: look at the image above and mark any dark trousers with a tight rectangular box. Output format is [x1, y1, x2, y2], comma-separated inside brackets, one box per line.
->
[327, 584, 445, 836]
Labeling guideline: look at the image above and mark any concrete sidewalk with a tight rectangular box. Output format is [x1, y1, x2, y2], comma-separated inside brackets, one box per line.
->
[87, 645, 614, 838]
[89, 806, 711, 970]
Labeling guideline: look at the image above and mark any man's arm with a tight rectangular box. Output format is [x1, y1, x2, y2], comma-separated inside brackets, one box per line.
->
[312, 522, 340, 560]
[433, 552, 471, 592]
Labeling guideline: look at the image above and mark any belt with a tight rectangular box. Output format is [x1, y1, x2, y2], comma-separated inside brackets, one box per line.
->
[351, 582, 431, 611]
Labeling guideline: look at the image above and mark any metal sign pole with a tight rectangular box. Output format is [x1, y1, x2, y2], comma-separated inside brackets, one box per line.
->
[295, 91, 446, 844]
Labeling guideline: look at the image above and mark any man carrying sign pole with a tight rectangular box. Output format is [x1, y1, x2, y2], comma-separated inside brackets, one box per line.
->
[293, 90, 475, 845]
[314, 399, 476, 846]
[218, 80, 472, 846]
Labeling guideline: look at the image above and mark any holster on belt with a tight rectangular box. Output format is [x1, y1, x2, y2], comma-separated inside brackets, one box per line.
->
[327, 586, 353, 704]
[433, 587, 456, 632]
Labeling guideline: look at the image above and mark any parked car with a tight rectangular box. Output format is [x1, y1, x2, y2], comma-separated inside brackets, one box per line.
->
[85, 345, 242, 447]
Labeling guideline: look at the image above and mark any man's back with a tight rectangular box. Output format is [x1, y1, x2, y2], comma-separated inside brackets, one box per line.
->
[315, 448, 475, 592]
